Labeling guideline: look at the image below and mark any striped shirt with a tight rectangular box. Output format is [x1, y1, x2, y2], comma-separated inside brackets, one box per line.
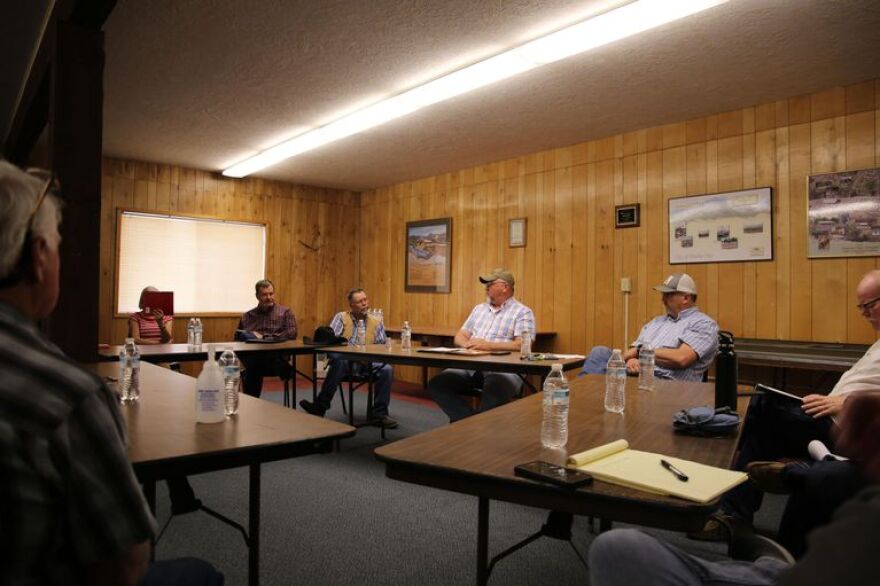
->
[0, 302, 156, 585]
[238, 303, 298, 340]
[635, 306, 719, 381]
[461, 297, 535, 342]
[129, 310, 172, 341]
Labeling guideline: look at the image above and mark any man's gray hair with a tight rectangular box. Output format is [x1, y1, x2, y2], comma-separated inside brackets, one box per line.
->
[254, 279, 274, 294]
[0, 160, 62, 281]
[346, 288, 365, 303]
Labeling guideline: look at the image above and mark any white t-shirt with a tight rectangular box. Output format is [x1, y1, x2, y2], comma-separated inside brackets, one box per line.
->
[830, 338, 880, 397]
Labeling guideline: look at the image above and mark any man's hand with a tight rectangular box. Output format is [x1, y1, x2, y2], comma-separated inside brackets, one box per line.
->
[252, 331, 263, 339]
[464, 337, 493, 351]
[802, 393, 847, 419]
[625, 357, 640, 374]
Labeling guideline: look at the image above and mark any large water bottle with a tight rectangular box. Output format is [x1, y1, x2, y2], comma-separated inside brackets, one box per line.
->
[196, 344, 226, 423]
[401, 321, 412, 352]
[604, 348, 626, 413]
[520, 329, 532, 358]
[638, 344, 655, 391]
[541, 364, 570, 448]
[193, 317, 203, 350]
[118, 337, 140, 402]
[219, 346, 241, 416]
[355, 319, 367, 350]
[187, 317, 196, 350]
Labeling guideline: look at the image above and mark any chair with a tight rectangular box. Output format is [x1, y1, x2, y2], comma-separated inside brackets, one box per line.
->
[729, 532, 796, 566]
[339, 362, 387, 439]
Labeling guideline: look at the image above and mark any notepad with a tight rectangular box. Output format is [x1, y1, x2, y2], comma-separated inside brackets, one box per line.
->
[416, 347, 491, 356]
[566, 439, 747, 503]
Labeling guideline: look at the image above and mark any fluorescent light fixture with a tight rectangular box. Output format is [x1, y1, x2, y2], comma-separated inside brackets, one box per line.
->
[223, 0, 727, 178]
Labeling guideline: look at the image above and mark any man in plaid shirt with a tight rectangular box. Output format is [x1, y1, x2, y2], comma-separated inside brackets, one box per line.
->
[428, 268, 535, 422]
[237, 279, 298, 397]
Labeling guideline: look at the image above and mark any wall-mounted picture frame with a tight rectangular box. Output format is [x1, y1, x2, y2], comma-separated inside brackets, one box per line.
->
[808, 167, 880, 258]
[405, 217, 452, 293]
[615, 204, 640, 228]
[508, 217, 527, 247]
[668, 187, 773, 264]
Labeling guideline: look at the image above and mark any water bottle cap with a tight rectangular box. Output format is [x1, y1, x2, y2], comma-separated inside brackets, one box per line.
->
[551, 363, 562, 371]
[124, 337, 134, 343]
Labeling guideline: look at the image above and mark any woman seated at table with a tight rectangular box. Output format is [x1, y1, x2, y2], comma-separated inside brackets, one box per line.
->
[129, 286, 200, 513]
[129, 286, 173, 344]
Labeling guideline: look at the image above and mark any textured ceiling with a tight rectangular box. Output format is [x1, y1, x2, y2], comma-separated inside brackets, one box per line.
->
[101, 0, 880, 191]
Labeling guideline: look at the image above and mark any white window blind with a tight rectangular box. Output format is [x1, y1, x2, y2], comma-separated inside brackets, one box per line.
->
[116, 212, 266, 314]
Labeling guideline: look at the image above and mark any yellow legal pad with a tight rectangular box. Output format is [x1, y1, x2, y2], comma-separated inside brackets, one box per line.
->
[566, 439, 747, 503]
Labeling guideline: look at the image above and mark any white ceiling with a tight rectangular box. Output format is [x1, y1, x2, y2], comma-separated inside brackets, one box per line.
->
[101, 0, 880, 191]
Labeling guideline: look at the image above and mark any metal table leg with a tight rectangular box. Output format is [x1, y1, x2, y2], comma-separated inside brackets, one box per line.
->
[249, 464, 261, 586]
[477, 496, 489, 586]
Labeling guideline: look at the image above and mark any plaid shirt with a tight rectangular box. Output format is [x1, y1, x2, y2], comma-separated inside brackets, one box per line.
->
[461, 297, 535, 342]
[238, 303, 298, 340]
[635, 306, 718, 381]
[0, 302, 156, 584]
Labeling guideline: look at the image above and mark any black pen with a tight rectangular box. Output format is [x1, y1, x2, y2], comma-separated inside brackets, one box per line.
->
[661, 459, 689, 482]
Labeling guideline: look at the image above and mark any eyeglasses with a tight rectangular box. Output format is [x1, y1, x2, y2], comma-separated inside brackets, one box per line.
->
[485, 280, 507, 289]
[856, 296, 880, 313]
[25, 169, 56, 230]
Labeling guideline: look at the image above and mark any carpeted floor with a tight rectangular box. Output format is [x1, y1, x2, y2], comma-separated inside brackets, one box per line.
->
[151, 378, 786, 585]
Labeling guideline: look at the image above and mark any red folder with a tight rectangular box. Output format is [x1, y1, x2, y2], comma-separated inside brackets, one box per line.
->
[141, 291, 174, 315]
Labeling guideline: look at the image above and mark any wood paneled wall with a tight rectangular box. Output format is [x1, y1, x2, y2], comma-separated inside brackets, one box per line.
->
[99, 158, 360, 358]
[359, 80, 880, 376]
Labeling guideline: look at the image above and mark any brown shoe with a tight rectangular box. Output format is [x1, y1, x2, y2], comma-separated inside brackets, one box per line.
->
[687, 513, 748, 542]
[747, 461, 789, 494]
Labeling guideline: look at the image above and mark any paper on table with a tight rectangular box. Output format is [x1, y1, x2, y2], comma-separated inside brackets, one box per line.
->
[566, 440, 747, 503]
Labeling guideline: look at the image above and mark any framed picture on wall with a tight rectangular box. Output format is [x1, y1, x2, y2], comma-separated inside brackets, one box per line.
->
[508, 217, 527, 247]
[615, 204, 640, 228]
[405, 218, 452, 293]
[808, 167, 880, 258]
[668, 187, 773, 264]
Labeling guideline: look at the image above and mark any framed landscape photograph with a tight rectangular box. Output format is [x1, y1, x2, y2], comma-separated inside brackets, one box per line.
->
[405, 218, 452, 293]
[668, 187, 773, 264]
[808, 167, 880, 258]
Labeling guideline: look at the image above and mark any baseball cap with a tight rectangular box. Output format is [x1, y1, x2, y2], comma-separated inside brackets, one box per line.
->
[654, 273, 697, 295]
[479, 268, 515, 287]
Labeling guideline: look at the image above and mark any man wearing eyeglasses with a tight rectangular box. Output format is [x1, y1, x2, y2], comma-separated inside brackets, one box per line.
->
[427, 268, 535, 422]
[693, 269, 880, 541]
[0, 161, 221, 584]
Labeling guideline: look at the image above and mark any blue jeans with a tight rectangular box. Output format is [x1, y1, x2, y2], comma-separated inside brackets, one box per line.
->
[589, 529, 787, 586]
[316, 355, 393, 416]
[428, 369, 522, 422]
[580, 346, 613, 376]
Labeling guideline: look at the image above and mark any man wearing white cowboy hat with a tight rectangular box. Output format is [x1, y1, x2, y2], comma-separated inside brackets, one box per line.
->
[580, 273, 718, 382]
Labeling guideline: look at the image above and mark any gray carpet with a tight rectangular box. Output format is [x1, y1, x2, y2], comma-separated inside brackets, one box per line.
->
[151, 385, 786, 585]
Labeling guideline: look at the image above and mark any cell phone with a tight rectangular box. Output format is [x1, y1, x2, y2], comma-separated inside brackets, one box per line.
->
[514, 461, 593, 488]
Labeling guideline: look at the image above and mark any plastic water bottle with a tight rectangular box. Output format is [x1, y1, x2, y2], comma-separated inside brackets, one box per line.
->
[638, 344, 655, 391]
[356, 319, 367, 350]
[219, 346, 241, 416]
[196, 344, 225, 423]
[541, 364, 570, 448]
[187, 317, 196, 350]
[193, 317, 203, 350]
[401, 321, 412, 352]
[520, 329, 532, 358]
[604, 348, 626, 413]
[118, 337, 140, 402]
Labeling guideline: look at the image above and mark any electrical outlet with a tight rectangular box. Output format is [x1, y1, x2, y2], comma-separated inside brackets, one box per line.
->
[621, 277, 631, 292]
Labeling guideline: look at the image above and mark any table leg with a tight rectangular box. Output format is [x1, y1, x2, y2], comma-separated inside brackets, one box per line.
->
[144, 480, 156, 561]
[477, 496, 489, 586]
[249, 464, 261, 586]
